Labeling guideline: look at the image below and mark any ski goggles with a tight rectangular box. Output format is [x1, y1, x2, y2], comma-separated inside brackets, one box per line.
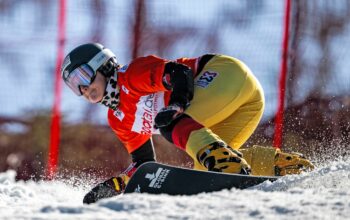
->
[64, 64, 96, 96]
[62, 48, 115, 96]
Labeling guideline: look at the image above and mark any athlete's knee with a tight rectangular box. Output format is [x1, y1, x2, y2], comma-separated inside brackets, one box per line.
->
[157, 114, 184, 145]
[158, 114, 203, 150]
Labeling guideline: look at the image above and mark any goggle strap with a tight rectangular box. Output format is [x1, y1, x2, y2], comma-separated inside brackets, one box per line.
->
[88, 49, 116, 72]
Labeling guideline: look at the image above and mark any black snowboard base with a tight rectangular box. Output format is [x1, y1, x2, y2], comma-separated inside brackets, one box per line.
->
[124, 162, 278, 195]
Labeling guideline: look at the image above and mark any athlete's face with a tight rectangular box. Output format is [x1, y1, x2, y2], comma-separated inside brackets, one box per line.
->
[80, 71, 107, 103]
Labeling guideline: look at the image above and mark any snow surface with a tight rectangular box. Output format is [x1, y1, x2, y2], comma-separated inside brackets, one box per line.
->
[1, 159, 350, 220]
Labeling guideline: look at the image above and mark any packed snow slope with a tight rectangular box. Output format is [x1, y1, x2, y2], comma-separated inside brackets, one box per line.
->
[1, 158, 349, 220]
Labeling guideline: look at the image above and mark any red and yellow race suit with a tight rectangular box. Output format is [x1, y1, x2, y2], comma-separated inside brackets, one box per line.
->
[108, 54, 264, 170]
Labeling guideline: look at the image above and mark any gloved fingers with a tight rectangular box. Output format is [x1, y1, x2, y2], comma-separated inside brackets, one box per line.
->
[275, 165, 308, 176]
[275, 151, 315, 176]
[154, 104, 184, 128]
[275, 151, 312, 166]
[154, 110, 181, 128]
[162, 104, 184, 113]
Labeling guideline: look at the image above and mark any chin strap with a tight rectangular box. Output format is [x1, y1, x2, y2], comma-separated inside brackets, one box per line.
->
[100, 72, 120, 110]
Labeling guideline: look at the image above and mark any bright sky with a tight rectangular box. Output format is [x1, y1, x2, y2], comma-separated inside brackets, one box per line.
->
[1, 0, 349, 124]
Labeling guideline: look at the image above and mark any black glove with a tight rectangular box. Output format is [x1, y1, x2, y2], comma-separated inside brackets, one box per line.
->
[83, 174, 129, 204]
[154, 103, 184, 128]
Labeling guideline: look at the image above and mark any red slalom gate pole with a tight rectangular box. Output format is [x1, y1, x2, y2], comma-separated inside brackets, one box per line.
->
[46, 0, 66, 179]
[273, 0, 291, 149]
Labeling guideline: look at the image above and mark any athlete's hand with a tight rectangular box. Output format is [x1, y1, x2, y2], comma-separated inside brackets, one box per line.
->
[83, 174, 129, 204]
[274, 150, 315, 176]
[154, 103, 184, 128]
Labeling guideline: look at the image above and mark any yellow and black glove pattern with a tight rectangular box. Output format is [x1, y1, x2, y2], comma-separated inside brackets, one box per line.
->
[274, 150, 315, 176]
[240, 145, 315, 176]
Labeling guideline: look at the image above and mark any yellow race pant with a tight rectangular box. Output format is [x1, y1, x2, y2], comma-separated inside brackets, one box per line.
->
[184, 55, 265, 169]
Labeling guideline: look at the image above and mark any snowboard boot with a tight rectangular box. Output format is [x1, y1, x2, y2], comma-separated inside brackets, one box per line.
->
[83, 174, 130, 204]
[197, 141, 251, 175]
[240, 145, 315, 176]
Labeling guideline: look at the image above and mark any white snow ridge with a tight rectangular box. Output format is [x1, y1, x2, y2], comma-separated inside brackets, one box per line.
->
[0, 159, 349, 220]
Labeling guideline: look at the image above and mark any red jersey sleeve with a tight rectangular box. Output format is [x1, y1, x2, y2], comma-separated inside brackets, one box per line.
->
[126, 55, 169, 94]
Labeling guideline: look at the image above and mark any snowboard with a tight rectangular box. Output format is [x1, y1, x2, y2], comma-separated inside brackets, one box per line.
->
[124, 162, 278, 195]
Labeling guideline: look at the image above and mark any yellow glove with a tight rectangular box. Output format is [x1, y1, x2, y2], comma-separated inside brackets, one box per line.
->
[274, 149, 315, 176]
[240, 145, 314, 176]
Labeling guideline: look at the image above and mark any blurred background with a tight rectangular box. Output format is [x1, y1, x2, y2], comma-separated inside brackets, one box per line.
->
[0, 0, 349, 181]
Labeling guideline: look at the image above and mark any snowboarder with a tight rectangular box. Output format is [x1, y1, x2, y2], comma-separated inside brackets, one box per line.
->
[61, 43, 314, 204]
